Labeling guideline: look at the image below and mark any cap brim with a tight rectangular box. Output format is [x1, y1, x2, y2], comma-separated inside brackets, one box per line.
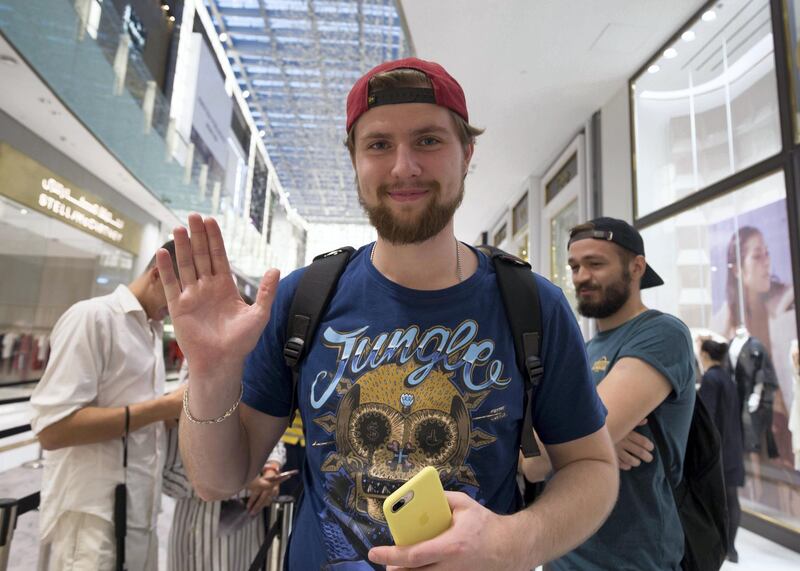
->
[641, 264, 664, 289]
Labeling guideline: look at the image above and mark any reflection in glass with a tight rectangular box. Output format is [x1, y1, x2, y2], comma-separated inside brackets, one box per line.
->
[785, 0, 800, 142]
[550, 199, 579, 315]
[0, 195, 135, 386]
[640, 172, 799, 530]
[632, 0, 782, 218]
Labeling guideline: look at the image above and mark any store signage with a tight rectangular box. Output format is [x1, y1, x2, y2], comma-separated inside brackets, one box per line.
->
[0, 143, 142, 254]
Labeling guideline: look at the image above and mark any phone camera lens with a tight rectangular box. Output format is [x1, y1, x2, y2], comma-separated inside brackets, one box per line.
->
[392, 499, 406, 513]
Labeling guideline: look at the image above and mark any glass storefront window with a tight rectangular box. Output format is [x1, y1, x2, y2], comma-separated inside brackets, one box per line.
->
[640, 172, 799, 529]
[0, 195, 135, 386]
[550, 199, 580, 316]
[632, 0, 782, 218]
[786, 0, 800, 142]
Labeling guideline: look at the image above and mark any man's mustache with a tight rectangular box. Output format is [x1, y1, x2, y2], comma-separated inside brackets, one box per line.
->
[377, 180, 440, 195]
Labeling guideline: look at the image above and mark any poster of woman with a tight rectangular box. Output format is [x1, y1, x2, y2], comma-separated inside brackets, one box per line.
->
[709, 197, 799, 519]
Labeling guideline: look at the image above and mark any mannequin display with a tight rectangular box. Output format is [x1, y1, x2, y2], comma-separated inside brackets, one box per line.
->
[732, 335, 779, 457]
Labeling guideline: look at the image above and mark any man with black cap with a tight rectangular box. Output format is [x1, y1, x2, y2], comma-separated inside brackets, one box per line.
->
[160, 58, 619, 570]
[545, 217, 696, 570]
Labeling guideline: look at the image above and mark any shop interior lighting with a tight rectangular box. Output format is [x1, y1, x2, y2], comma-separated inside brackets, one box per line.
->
[648, 64, 661, 74]
[242, 89, 250, 99]
[161, 4, 169, 11]
[169, 16, 175, 22]
[258, 129, 266, 137]
[681, 30, 696, 42]
[702, 10, 717, 22]
[663, 47, 678, 59]
[219, 32, 228, 42]
[640, 34, 772, 100]
[19, 209, 28, 215]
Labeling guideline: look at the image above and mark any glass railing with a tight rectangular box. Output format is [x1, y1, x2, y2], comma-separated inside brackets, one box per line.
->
[0, 0, 211, 214]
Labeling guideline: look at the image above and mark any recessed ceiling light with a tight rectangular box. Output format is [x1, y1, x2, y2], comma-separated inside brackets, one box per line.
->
[20, 208, 28, 215]
[219, 32, 228, 42]
[702, 10, 717, 22]
[663, 48, 677, 59]
[161, 4, 169, 10]
[0, 54, 17, 66]
[648, 64, 660, 74]
[258, 129, 266, 137]
[169, 15, 175, 22]
[242, 90, 250, 99]
[682, 30, 695, 42]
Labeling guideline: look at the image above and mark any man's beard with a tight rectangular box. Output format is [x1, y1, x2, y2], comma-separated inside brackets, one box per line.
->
[576, 267, 632, 319]
[358, 178, 464, 245]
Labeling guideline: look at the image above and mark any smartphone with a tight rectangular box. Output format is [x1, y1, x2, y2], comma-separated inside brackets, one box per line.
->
[263, 468, 299, 482]
[383, 466, 452, 546]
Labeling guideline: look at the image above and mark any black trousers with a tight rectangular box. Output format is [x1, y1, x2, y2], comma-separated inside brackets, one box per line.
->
[726, 485, 741, 555]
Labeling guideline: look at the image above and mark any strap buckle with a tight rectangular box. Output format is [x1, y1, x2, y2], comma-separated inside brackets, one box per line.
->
[526, 355, 544, 386]
[284, 337, 305, 368]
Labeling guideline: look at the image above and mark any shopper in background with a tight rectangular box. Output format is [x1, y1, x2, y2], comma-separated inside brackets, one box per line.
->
[698, 338, 745, 563]
[526, 218, 696, 571]
[30, 242, 186, 571]
[159, 58, 618, 570]
[163, 354, 289, 570]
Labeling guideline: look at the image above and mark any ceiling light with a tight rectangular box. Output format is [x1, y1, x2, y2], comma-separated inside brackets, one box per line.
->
[169, 16, 175, 22]
[0, 54, 17, 66]
[663, 48, 677, 59]
[20, 208, 28, 215]
[682, 30, 695, 42]
[648, 64, 660, 74]
[258, 129, 266, 137]
[702, 10, 717, 22]
[161, 4, 169, 10]
[242, 90, 250, 99]
[219, 32, 228, 42]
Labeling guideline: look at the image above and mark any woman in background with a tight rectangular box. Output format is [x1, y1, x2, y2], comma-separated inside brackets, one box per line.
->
[698, 339, 745, 563]
[163, 361, 288, 571]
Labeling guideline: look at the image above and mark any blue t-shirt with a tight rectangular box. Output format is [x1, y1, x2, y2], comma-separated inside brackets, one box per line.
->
[551, 310, 696, 571]
[243, 245, 606, 570]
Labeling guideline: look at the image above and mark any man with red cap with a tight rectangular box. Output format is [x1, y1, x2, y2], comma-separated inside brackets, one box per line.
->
[160, 58, 618, 570]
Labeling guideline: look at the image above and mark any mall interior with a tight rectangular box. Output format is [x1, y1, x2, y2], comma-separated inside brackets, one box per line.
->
[0, 0, 800, 569]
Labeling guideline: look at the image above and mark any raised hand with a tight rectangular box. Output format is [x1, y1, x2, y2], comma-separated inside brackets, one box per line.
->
[156, 214, 280, 380]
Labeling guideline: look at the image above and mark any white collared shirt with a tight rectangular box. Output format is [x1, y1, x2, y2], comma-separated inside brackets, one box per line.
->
[30, 285, 166, 542]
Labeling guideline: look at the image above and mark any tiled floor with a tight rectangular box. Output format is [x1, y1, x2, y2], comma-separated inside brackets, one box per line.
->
[10, 497, 800, 570]
[721, 528, 800, 570]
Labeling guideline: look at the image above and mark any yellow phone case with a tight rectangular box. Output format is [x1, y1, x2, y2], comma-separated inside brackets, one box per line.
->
[382, 466, 452, 546]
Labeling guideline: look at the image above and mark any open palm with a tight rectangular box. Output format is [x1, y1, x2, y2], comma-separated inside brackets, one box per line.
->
[156, 214, 280, 375]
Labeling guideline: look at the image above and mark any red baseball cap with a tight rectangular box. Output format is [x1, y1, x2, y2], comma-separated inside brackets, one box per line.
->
[345, 57, 469, 132]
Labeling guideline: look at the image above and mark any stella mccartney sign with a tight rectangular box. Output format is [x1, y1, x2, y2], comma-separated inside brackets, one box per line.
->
[0, 143, 141, 254]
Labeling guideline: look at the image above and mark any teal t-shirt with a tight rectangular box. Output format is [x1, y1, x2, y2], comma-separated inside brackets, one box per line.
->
[550, 310, 696, 571]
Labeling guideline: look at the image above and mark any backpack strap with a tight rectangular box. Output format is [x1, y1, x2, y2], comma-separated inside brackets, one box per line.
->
[283, 247, 355, 424]
[477, 246, 543, 458]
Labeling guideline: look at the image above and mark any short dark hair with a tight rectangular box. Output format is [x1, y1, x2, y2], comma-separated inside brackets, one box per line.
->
[701, 339, 729, 362]
[145, 240, 179, 276]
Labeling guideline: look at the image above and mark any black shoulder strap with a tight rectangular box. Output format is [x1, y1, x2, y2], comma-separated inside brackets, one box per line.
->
[284, 247, 355, 423]
[477, 245, 543, 458]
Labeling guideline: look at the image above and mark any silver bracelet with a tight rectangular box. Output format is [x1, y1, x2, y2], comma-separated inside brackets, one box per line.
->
[182, 383, 244, 425]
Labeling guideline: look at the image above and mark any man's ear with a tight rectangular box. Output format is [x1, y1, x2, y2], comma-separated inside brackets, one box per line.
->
[632, 255, 647, 281]
[463, 143, 474, 176]
[149, 265, 160, 283]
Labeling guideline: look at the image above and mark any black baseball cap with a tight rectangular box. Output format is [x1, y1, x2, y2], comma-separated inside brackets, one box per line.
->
[567, 217, 664, 289]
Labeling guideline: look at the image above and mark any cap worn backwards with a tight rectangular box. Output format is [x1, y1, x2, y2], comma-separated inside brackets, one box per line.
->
[568, 217, 665, 289]
[345, 57, 468, 132]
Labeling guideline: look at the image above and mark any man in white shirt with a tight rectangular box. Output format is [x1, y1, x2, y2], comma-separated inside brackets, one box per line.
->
[30, 242, 185, 571]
